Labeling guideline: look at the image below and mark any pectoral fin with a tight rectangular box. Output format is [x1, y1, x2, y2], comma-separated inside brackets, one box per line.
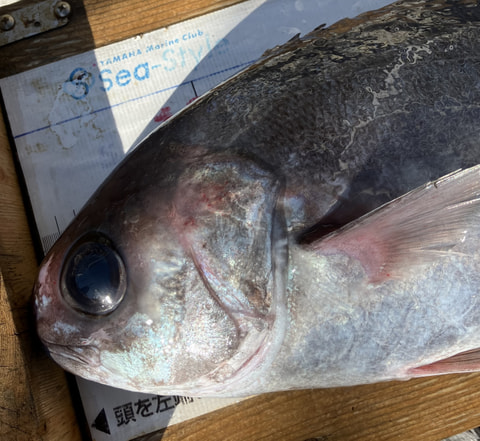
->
[309, 165, 480, 282]
[408, 349, 480, 376]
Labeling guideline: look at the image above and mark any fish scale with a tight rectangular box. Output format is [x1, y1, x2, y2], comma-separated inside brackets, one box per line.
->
[34, 0, 480, 396]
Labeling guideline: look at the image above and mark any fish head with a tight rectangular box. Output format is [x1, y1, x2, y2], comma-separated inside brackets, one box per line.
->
[34, 143, 287, 395]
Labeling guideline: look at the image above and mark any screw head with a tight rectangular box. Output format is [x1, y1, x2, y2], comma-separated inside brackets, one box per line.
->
[54, 1, 71, 19]
[0, 14, 15, 31]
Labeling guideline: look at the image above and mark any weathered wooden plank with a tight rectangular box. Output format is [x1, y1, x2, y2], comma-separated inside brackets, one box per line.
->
[0, 0, 246, 78]
[133, 375, 480, 441]
[0, 269, 37, 441]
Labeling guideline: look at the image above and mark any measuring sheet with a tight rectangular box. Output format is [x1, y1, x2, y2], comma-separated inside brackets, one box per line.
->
[1, 0, 393, 439]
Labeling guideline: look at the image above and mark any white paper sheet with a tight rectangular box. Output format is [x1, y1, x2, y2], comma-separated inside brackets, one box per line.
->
[0, 0, 393, 439]
[76, 377, 244, 441]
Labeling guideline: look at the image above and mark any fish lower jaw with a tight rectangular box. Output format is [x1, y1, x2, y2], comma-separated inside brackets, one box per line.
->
[47, 343, 101, 368]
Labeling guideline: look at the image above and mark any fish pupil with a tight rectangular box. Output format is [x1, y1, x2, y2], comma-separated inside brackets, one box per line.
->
[76, 254, 111, 295]
[60, 235, 126, 315]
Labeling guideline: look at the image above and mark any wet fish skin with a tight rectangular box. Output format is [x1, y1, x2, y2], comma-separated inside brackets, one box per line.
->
[34, 0, 480, 396]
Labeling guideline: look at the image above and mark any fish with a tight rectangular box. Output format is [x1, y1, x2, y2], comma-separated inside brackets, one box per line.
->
[34, 0, 480, 397]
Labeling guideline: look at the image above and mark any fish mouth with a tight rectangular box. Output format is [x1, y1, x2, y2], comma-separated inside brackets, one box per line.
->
[45, 342, 101, 368]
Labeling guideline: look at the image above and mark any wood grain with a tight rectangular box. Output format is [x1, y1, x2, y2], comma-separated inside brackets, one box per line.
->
[0, 0, 245, 78]
[155, 375, 480, 441]
[0, 270, 37, 440]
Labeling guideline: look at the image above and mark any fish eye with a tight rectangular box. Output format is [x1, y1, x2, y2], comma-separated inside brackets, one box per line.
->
[60, 234, 126, 315]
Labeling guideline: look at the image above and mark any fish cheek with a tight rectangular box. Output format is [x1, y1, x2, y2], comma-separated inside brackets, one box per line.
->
[93, 262, 240, 389]
[169, 270, 241, 385]
[97, 225, 241, 388]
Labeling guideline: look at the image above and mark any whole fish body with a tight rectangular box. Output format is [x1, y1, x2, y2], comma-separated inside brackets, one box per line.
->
[35, 0, 480, 397]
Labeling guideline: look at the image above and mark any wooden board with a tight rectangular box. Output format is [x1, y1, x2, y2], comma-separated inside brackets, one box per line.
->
[2, 1, 480, 440]
[0, 0, 245, 78]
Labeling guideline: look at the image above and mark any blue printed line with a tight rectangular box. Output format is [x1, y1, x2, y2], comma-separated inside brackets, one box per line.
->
[13, 59, 257, 140]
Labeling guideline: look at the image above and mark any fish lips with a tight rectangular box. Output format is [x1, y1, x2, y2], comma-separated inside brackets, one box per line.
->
[45, 341, 102, 370]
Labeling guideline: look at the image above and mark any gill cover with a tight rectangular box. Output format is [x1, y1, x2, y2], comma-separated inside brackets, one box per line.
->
[167, 154, 288, 393]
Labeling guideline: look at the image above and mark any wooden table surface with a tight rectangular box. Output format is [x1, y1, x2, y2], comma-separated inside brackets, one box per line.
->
[2, 1, 480, 440]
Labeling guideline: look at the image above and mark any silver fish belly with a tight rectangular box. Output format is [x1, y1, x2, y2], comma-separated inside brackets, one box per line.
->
[35, 0, 480, 397]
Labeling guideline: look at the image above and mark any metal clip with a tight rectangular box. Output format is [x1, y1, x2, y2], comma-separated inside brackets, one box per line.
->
[0, 1, 71, 47]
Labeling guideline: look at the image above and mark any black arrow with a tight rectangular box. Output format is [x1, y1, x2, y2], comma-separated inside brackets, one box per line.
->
[92, 408, 111, 435]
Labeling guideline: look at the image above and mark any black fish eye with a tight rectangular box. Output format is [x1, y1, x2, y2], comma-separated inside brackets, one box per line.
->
[60, 234, 126, 315]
